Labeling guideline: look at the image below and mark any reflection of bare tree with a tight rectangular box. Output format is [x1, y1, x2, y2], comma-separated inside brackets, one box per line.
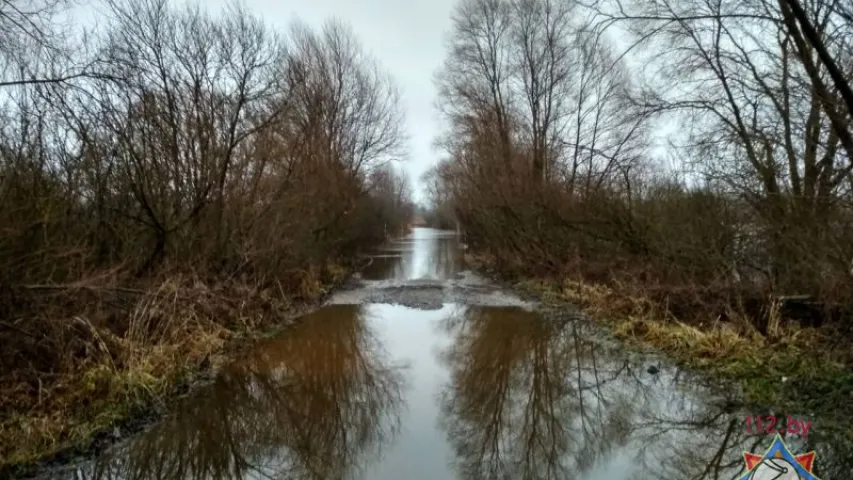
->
[632, 407, 755, 480]
[806, 431, 853, 479]
[622, 371, 853, 480]
[438, 306, 641, 479]
[438, 305, 853, 479]
[65, 305, 405, 480]
[425, 232, 465, 279]
[362, 230, 464, 281]
[640, 406, 853, 480]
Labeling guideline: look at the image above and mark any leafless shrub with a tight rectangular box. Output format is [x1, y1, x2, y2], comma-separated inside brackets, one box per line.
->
[431, 0, 853, 331]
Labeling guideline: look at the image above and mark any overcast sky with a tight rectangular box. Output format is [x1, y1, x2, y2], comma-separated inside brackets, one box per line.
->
[204, 0, 458, 203]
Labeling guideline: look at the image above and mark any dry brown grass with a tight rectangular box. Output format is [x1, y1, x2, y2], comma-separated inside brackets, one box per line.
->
[533, 275, 820, 358]
[512, 269, 852, 422]
[0, 263, 347, 472]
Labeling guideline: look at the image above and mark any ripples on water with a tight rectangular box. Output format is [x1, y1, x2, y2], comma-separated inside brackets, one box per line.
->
[53, 229, 851, 480]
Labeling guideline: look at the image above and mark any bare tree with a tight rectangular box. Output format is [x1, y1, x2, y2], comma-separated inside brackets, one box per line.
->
[437, 0, 518, 175]
[287, 19, 405, 178]
[510, 0, 574, 183]
[779, 0, 853, 122]
[585, 0, 853, 292]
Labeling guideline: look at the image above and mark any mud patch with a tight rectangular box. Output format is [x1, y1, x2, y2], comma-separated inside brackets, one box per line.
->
[326, 270, 536, 310]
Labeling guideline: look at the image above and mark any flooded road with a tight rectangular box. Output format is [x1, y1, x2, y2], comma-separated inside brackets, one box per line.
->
[54, 229, 850, 479]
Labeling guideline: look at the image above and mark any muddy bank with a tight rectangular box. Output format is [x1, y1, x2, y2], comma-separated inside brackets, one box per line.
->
[0, 272, 351, 479]
[327, 272, 537, 310]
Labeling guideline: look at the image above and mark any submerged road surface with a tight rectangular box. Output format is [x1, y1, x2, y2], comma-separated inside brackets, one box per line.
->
[49, 228, 848, 479]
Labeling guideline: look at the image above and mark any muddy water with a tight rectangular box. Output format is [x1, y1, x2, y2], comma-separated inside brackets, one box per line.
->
[54, 229, 850, 479]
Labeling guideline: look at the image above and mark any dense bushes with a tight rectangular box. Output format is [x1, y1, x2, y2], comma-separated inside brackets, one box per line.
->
[0, 0, 412, 468]
[427, 0, 853, 331]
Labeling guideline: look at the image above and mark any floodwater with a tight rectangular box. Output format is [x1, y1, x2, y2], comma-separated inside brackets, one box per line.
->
[52, 229, 851, 479]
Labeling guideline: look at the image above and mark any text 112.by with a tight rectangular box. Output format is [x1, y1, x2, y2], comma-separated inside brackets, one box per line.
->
[745, 415, 811, 438]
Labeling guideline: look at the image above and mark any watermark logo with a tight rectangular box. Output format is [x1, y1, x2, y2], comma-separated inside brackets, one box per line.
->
[740, 434, 820, 480]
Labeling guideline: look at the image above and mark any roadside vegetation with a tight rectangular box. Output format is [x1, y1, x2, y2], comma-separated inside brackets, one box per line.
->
[0, 0, 412, 472]
[426, 0, 853, 434]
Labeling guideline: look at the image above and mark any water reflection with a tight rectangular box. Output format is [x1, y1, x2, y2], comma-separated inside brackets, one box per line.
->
[44, 228, 853, 480]
[438, 306, 640, 479]
[629, 396, 758, 479]
[639, 408, 853, 479]
[362, 229, 464, 281]
[437, 306, 853, 480]
[66, 305, 405, 480]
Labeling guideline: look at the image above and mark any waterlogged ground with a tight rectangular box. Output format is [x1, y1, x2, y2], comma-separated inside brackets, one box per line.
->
[45, 229, 851, 479]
